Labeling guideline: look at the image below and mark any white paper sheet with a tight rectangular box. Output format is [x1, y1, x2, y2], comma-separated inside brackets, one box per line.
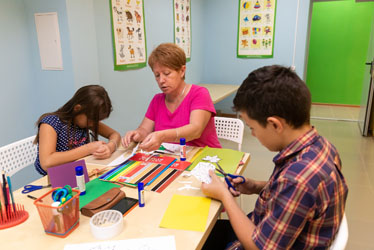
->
[191, 162, 216, 184]
[64, 235, 176, 250]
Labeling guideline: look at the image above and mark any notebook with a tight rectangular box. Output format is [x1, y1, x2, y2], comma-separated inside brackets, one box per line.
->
[48, 159, 89, 188]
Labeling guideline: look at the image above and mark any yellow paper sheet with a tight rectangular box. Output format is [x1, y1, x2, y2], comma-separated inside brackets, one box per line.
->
[159, 194, 211, 232]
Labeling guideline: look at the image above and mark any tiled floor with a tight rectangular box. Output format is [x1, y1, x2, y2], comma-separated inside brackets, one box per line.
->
[219, 105, 374, 249]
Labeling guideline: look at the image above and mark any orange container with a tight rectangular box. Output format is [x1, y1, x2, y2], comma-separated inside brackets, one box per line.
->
[34, 188, 80, 237]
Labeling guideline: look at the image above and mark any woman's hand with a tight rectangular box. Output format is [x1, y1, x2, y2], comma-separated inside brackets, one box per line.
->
[122, 129, 144, 148]
[139, 131, 164, 152]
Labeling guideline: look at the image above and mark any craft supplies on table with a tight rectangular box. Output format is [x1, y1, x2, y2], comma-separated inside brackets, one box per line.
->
[34, 187, 80, 237]
[99, 153, 190, 193]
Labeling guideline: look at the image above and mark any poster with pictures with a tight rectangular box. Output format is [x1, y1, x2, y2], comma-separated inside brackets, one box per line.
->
[110, 0, 147, 70]
[237, 0, 277, 58]
[173, 0, 191, 61]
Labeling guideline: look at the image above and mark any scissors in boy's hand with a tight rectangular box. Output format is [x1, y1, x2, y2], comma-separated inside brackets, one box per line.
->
[22, 184, 51, 194]
[214, 162, 245, 191]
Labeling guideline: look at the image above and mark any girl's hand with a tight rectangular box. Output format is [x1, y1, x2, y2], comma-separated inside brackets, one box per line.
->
[201, 170, 230, 201]
[86, 141, 105, 154]
[139, 131, 163, 151]
[92, 143, 112, 159]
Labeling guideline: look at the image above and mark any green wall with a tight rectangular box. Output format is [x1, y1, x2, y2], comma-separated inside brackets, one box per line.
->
[306, 0, 374, 105]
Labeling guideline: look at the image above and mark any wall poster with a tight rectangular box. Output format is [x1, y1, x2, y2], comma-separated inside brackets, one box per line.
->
[237, 0, 277, 58]
[110, 0, 147, 70]
[173, 0, 191, 61]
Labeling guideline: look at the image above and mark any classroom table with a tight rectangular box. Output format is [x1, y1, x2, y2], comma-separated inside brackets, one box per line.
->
[199, 83, 240, 104]
[2, 147, 250, 250]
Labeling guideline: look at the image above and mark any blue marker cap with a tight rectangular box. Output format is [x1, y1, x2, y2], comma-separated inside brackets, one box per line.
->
[75, 166, 83, 175]
[180, 138, 186, 145]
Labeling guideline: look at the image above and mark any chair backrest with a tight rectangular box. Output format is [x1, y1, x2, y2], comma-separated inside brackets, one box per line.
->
[330, 213, 348, 250]
[214, 116, 244, 151]
[0, 136, 37, 176]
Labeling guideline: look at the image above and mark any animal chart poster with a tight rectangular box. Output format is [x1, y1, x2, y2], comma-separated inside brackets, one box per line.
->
[237, 0, 277, 58]
[173, 0, 191, 61]
[110, 0, 147, 70]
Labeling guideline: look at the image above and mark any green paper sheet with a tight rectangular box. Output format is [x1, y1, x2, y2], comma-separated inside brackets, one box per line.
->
[79, 178, 120, 209]
[187, 147, 244, 175]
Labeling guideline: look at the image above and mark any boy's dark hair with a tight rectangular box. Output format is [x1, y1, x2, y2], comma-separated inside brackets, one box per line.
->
[34, 85, 113, 146]
[233, 65, 311, 128]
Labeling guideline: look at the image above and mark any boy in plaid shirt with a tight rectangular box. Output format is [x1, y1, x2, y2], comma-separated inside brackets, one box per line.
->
[202, 65, 348, 250]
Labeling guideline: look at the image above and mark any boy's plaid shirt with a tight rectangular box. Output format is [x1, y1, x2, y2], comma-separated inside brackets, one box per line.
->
[227, 127, 348, 250]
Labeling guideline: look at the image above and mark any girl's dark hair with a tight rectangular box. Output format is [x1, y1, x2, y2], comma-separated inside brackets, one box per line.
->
[233, 65, 311, 128]
[34, 85, 113, 145]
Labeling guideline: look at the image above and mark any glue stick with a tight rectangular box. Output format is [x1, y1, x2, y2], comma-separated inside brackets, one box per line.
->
[138, 182, 145, 207]
[75, 166, 86, 195]
[180, 138, 186, 161]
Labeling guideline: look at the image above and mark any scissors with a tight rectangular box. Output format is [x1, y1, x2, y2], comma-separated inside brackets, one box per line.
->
[214, 162, 245, 191]
[22, 184, 51, 194]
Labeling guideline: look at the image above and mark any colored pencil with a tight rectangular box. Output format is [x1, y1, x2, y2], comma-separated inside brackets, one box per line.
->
[5, 184, 11, 213]
[1, 171, 8, 208]
[0, 180, 7, 220]
[7, 175, 16, 212]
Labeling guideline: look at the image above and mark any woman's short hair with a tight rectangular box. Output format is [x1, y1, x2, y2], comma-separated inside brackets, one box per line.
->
[148, 43, 186, 71]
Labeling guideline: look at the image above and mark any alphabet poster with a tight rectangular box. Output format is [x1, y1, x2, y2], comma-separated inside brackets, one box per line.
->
[237, 0, 277, 58]
[110, 0, 147, 70]
[173, 0, 191, 61]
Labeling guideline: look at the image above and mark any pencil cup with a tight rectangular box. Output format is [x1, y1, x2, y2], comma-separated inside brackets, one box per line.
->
[34, 188, 80, 238]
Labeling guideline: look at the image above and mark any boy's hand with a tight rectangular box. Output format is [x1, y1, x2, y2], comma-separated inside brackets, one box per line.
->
[201, 170, 230, 201]
[227, 176, 263, 195]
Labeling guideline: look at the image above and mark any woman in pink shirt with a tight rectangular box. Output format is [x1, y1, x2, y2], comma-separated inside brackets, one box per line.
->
[122, 43, 221, 151]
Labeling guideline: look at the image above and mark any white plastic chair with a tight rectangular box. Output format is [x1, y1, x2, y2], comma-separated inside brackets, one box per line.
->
[0, 136, 37, 176]
[214, 116, 245, 151]
[330, 213, 348, 250]
[214, 117, 245, 211]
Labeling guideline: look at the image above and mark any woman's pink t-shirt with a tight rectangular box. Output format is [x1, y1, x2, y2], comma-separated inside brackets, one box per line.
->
[145, 84, 221, 148]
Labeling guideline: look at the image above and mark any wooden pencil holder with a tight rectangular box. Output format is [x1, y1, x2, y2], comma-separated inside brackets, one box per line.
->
[0, 203, 29, 229]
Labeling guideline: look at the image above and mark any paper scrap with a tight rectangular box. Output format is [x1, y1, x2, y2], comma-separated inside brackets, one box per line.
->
[64, 235, 176, 250]
[202, 155, 221, 163]
[191, 162, 216, 184]
[159, 194, 211, 232]
[107, 153, 132, 167]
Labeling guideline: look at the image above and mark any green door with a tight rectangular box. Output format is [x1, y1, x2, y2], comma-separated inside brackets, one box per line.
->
[306, 0, 374, 105]
[358, 14, 374, 136]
